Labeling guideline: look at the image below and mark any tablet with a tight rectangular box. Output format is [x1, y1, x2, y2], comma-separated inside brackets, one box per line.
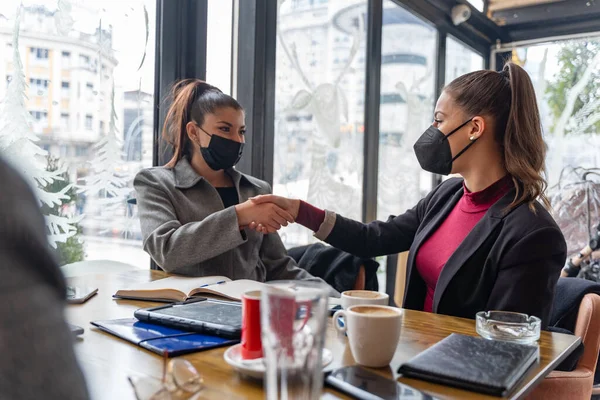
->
[66, 286, 98, 304]
[134, 298, 242, 339]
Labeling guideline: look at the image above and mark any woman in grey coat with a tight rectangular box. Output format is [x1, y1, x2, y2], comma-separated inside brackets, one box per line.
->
[134, 79, 318, 282]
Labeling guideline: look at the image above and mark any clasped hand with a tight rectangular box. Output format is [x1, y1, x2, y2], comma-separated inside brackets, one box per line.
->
[234, 195, 300, 234]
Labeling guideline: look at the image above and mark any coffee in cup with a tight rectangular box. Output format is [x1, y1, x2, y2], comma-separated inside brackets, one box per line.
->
[333, 305, 402, 368]
[340, 290, 389, 309]
[352, 306, 398, 315]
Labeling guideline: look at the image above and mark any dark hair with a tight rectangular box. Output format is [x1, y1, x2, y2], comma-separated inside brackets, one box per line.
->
[162, 79, 243, 168]
[444, 62, 549, 211]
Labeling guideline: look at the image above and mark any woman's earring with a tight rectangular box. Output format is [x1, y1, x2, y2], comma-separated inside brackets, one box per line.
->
[469, 136, 476, 141]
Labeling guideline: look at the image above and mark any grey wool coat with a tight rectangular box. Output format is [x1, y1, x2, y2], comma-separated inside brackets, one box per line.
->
[133, 157, 317, 282]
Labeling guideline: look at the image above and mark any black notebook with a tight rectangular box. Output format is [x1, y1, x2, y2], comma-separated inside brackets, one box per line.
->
[398, 334, 538, 397]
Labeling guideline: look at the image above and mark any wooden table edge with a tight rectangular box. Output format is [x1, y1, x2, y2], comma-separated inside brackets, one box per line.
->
[511, 334, 582, 400]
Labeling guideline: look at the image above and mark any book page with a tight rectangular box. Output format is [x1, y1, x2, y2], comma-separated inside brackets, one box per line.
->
[190, 279, 268, 301]
[118, 275, 231, 297]
[191, 280, 343, 303]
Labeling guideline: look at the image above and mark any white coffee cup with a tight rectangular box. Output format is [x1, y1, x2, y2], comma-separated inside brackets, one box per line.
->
[340, 290, 389, 309]
[333, 305, 402, 368]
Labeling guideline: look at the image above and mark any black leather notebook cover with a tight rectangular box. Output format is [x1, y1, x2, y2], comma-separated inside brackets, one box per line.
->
[398, 333, 539, 397]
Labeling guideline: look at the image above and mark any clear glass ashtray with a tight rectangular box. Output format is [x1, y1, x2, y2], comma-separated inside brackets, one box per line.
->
[476, 311, 541, 344]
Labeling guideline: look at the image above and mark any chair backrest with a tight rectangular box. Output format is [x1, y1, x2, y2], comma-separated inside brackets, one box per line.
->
[574, 293, 600, 373]
[394, 251, 409, 307]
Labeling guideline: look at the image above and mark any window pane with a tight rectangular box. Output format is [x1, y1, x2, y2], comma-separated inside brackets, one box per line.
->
[516, 39, 600, 186]
[465, 0, 484, 12]
[206, 0, 233, 95]
[441, 36, 485, 182]
[274, 0, 367, 248]
[445, 35, 484, 84]
[516, 38, 600, 255]
[377, 1, 437, 222]
[0, 0, 156, 269]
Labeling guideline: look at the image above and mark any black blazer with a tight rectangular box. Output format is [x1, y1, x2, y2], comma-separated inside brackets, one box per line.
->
[324, 178, 567, 328]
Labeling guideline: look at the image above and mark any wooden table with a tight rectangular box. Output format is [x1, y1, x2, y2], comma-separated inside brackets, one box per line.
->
[66, 270, 580, 400]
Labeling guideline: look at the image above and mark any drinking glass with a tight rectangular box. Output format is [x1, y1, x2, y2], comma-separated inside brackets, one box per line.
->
[261, 280, 329, 400]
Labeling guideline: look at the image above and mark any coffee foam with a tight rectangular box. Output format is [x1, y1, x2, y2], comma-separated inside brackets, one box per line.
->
[344, 290, 385, 299]
[352, 306, 399, 315]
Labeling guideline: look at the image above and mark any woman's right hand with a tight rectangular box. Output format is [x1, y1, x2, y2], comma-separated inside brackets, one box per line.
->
[246, 195, 301, 234]
[235, 200, 295, 233]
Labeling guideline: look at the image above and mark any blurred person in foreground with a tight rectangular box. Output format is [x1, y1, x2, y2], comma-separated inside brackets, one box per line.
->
[0, 156, 89, 400]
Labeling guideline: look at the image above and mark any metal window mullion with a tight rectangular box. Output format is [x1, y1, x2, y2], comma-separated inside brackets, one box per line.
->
[363, 0, 384, 224]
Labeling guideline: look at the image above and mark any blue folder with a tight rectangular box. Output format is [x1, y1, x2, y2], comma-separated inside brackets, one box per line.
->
[91, 318, 238, 357]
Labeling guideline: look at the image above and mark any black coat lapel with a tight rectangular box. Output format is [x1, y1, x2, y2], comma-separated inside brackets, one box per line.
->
[432, 187, 517, 312]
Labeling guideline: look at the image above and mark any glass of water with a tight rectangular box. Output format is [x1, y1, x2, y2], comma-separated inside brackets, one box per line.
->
[261, 280, 330, 400]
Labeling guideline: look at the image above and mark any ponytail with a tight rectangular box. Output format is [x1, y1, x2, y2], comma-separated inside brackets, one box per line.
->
[162, 79, 243, 168]
[444, 62, 550, 212]
[503, 62, 550, 211]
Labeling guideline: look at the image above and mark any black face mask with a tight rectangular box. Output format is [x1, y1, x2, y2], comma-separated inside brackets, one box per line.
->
[198, 127, 244, 171]
[413, 118, 475, 175]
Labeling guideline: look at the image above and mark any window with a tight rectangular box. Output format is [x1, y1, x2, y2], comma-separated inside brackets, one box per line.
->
[29, 78, 50, 96]
[0, 2, 157, 268]
[377, 1, 437, 222]
[62, 50, 70, 67]
[466, 0, 484, 11]
[86, 82, 94, 98]
[61, 81, 70, 97]
[75, 145, 88, 157]
[516, 38, 600, 187]
[79, 54, 90, 68]
[274, 0, 368, 248]
[85, 114, 93, 130]
[30, 110, 49, 121]
[60, 113, 69, 131]
[30, 47, 49, 60]
[441, 36, 484, 183]
[445, 36, 484, 84]
[206, 0, 234, 94]
[30, 110, 49, 133]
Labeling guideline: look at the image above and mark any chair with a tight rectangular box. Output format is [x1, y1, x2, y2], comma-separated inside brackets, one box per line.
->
[394, 252, 409, 306]
[353, 265, 366, 290]
[527, 293, 600, 400]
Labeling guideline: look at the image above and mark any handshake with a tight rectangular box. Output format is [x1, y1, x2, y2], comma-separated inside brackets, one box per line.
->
[235, 195, 301, 234]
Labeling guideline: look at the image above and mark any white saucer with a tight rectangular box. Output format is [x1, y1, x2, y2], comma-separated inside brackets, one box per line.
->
[224, 344, 334, 379]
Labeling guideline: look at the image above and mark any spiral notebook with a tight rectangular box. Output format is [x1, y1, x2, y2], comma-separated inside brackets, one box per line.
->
[91, 318, 238, 357]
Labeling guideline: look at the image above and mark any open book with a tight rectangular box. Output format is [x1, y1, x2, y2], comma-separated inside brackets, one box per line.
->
[114, 276, 267, 302]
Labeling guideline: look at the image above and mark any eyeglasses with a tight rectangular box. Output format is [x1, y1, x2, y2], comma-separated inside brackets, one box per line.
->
[128, 352, 203, 400]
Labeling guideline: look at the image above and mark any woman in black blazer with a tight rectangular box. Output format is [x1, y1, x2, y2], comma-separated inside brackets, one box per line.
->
[251, 62, 566, 328]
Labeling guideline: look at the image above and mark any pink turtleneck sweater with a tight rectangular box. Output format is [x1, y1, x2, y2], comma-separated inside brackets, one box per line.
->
[416, 175, 512, 312]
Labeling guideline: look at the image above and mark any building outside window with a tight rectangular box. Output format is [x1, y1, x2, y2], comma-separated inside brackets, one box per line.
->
[273, 0, 368, 248]
[0, 1, 156, 268]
